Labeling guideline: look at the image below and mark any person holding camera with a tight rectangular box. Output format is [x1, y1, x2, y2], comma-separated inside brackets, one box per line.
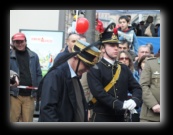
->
[10, 70, 19, 86]
[10, 32, 42, 122]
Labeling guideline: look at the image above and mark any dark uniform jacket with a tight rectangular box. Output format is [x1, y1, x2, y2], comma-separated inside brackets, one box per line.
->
[38, 62, 88, 122]
[87, 58, 142, 115]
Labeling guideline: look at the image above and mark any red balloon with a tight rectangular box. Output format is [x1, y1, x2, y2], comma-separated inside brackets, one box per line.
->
[76, 18, 89, 34]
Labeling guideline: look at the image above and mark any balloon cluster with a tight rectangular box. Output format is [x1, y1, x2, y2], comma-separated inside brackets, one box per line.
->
[76, 18, 89, 34]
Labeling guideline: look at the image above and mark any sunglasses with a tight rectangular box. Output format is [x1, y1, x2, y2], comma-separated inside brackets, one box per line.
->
[119, 57, 129, 60]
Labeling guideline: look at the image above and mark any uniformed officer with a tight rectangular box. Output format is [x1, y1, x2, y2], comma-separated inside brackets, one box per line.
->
[87, 23, 142, 122]
[140, 56, 160, 122]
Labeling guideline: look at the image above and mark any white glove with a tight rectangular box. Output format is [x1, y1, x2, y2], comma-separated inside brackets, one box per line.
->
[125, 99, 136, 110]
[130, 109, 138, 114]
[123, 100, 128, 109]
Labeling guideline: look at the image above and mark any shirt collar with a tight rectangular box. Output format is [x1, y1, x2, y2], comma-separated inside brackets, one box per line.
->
[68, 61, 77, 78]
[103, 57, 115, 65]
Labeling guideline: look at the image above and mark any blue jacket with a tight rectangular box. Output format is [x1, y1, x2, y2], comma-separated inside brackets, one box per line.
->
[10, 47, 42, 97]
[118, 27, 139, 55]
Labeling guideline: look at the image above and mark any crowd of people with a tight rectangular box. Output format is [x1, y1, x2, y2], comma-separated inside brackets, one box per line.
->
[130, 15, 160, 37]
[9, 14, 160, 123]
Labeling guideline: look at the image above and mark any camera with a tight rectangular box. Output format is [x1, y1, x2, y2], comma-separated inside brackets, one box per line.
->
[10, 75, 16, 84]
[88, 101, 95, 110]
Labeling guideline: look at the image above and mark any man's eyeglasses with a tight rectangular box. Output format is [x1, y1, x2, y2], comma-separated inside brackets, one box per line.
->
[139, 51, 149, 54]
[119, 57, 129, 60]
[13, 40, 24, 44]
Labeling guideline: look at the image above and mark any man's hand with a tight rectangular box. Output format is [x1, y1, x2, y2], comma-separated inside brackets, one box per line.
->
[10, 75, 19, 87]
[123, 99, 136, 110]
[152, 104, 160, 113]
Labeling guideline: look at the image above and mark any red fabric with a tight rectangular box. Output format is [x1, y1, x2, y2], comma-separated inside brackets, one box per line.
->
[114, 24, 129, 34]
[95, 19, 104, 33]
[113, 28, 118, 35]
[122, 28, 129, 33]
[12, 32, 26, 41]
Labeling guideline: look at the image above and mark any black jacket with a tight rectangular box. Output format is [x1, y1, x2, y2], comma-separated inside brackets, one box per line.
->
[87, 58, 142, 115]
[38, 62, 88, 122]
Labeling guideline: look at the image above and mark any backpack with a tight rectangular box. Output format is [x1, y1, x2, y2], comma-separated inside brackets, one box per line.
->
[144, 23, 152, 37]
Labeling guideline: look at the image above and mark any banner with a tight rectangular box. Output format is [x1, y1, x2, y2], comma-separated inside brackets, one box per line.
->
[20, 29, 65, 76]
[137, 37, 160, 54]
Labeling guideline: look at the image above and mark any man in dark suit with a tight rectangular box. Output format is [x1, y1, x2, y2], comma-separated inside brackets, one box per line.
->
[38, 40, 101, 122]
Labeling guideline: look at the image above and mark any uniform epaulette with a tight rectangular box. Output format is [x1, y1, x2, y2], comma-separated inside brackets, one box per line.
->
[146, 57, 157, 61]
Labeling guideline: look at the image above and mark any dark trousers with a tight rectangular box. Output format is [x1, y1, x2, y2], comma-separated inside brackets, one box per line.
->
[132, 113, 140, 122]
[124, 111, 140, 122]
[91, 112, 125, 122]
